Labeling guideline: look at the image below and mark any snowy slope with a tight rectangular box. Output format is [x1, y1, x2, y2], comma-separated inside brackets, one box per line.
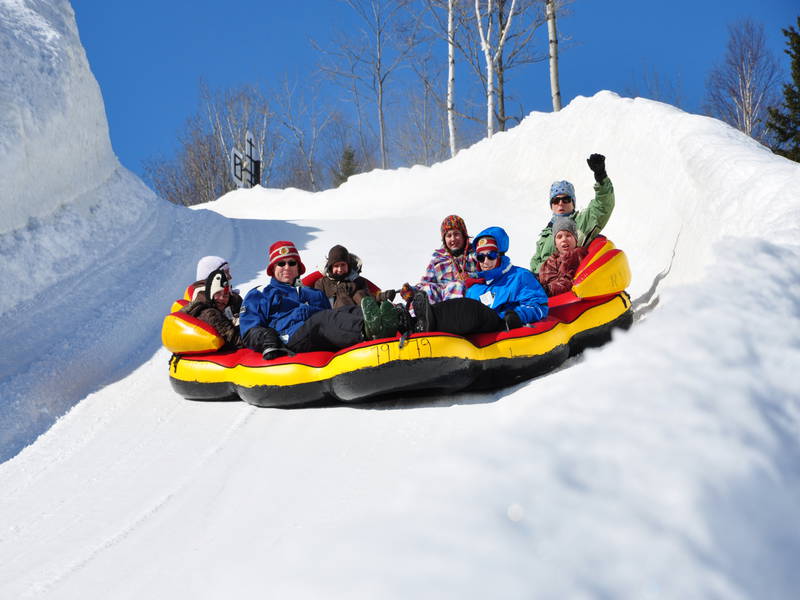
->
[1, 0, 800, 598]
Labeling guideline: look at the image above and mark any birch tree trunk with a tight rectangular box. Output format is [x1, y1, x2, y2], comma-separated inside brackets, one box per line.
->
[475, 0, 516, 138]
[447, 0, 457, 157]
[376, 24, 388, 170]
[546, 0, 561, 111]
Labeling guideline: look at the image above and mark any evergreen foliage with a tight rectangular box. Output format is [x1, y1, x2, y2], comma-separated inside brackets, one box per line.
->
[767, 17, 800, 162]
[332, 146, 359, 187]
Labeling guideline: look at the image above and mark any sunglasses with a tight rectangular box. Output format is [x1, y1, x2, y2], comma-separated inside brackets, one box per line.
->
[550, 196, 573, 205]
[276, 260, 298, 267]
[476, 251, 498, 262]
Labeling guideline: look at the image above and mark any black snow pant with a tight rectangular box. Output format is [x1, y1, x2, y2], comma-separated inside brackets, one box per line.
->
[431, 298, 503, 336]
[287, 306, 365, 353]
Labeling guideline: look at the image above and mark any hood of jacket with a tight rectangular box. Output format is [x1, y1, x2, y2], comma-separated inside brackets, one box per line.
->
[323, 253, 363, 281]
[471, 226, 509, 254]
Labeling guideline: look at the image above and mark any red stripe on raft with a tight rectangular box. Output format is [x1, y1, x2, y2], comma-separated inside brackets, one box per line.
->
[170, 311, 221, 337]
[548, 294, 616, 324]
[573, 249, 621, 286]
[548, 291, 581, 307]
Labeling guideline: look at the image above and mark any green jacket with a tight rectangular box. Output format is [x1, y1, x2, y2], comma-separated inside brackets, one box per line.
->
[529, 177, 615, 274]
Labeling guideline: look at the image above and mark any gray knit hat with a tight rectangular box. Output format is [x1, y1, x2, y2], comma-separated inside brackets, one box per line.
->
[552, 216, 578, 240]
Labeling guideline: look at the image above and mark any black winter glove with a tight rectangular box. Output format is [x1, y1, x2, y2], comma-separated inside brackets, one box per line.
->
[377, 289, 396, 303]
[504, 310, 523, 330]
[587, 153, 607, 183]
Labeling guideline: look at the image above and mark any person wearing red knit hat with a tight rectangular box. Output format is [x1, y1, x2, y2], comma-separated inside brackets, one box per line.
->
[240, 240, 412, 359]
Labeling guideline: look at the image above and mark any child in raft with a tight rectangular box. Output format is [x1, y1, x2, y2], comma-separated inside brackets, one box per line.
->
[537, 217, 589, 296]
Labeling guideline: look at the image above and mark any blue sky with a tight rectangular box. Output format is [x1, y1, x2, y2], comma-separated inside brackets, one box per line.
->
[72, 0, 798, 179]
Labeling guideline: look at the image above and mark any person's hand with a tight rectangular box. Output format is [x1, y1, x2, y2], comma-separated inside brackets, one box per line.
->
[559, 249, 583, 273]
[504, 311, 523, 330]
[399, 283, 415, 303]
[377, 289, 396, 302]
[464, 277, 485, 289]
[587, 153, 607, 183]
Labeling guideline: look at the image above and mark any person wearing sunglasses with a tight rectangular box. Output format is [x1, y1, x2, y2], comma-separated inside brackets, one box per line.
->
[240, 240, 411, 359]
[398, 214, 479, 306]
[529, 153, 615, 274]
[411, 226, 548, 334]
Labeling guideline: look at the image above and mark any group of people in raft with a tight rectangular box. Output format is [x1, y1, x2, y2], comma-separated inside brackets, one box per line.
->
[179, 153, 614, 360]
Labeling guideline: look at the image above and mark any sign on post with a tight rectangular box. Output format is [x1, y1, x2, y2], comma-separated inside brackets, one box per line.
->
[230, 130, 261, 188]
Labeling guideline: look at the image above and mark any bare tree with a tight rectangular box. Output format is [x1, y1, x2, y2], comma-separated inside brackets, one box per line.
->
[144, 117, 230, 206]
[623, 65, 685, 108]
[321, 111, 374, 185]
[474, 0, 516, 136]
[395, 49, 452, 165]
[199, 81, 280, 186]
[144, 82, 277, 205]
[318, 0, 421, 169]
[276, 79, 334, 192]
[460, 0, 548, 134]
[424, 0, 461, 156]
[545, 0, 560, 111]
[704, 19, 781, 143]
[313, 32, 379, 172]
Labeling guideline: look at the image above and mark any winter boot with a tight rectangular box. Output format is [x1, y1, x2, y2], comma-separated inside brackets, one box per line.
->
[412, 291, 435, 333]
[361, 296, 382, 339]
[262, 347, 295, 361]
[394, 303, 414, 334]
[375, 300, 400, 338]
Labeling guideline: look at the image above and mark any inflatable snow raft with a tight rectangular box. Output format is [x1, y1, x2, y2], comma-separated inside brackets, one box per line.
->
[163, 237, 632, 407]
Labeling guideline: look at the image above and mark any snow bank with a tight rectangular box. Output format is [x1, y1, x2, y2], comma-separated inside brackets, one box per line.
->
[0, 0, 216, 461]
[0, 0, 119, 234]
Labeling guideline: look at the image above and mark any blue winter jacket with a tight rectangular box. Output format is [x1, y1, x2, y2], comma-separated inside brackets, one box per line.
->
[466, 256, 549, 324]
[240, 279, 330, 341]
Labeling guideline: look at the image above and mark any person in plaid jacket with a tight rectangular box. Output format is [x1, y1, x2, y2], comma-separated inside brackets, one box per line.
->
[399, 215, 479, 304]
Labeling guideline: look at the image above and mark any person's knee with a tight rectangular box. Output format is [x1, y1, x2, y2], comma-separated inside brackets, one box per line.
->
[243, 326, 279, 352]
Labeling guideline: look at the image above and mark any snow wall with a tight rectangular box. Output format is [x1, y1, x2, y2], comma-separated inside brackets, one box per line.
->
[0, 0, 222, 460]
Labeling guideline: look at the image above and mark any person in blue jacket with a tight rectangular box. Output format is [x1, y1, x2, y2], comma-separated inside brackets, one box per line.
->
[240, 240, 408, 359]
[412, 227, 548, 334]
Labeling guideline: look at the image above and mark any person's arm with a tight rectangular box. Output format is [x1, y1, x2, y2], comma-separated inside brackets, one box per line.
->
[577, 154, 615, 243]
[529, 227, 553, 274]
[507, 269, 549, 323]
[198, 307, 240, 346]
[239, 288, 267, 338]
[538, 255, 565, 296]
[419, 254, 441, 284]
[305, 286, 333, 312]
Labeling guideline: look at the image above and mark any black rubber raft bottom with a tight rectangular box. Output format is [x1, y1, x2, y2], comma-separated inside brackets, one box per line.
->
[170, 309, 633, 408]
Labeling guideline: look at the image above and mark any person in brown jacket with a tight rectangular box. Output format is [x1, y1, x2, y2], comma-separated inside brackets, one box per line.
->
[313, 244, 394, 309]
[538, 217, 589, 296]
[189, 255, 243, 318]
[180, 268, 242, 348]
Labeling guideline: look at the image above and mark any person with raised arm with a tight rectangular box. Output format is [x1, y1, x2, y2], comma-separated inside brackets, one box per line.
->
[529, 153, 614, 274]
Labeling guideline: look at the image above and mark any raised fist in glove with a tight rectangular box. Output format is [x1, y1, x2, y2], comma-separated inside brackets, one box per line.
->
[587, 153, 607, 183]
[504, 310, 523, 330]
